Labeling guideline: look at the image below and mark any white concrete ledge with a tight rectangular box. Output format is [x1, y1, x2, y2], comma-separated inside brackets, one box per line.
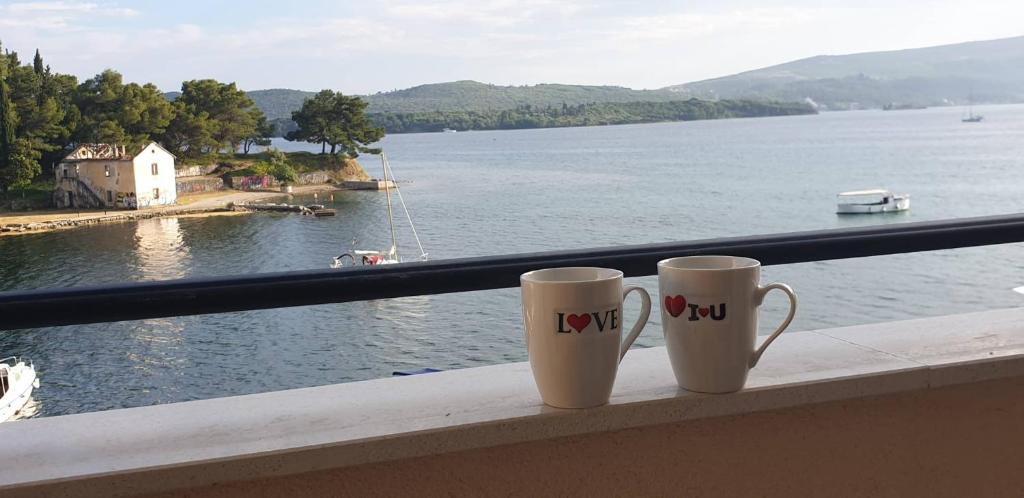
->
[3, 308, 1024, 497]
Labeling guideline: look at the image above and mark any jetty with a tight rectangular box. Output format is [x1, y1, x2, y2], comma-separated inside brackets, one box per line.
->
[238, 202, 336, 217]
[341, 179, 396, 190]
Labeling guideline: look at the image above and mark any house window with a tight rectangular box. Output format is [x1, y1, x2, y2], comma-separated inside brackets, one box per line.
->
[151, 163, 159, 175]
[104, 164, 110, 177]
[153, 188, 160, 200]
[107, 190, 113, 203]
[62, 167, 68, 178]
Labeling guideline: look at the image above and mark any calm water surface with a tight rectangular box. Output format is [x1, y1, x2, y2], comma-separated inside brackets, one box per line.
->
[3, 104, 1024, 416]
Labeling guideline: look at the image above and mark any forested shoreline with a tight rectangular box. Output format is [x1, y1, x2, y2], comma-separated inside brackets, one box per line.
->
[1, 42, 814, 195]
[363, 99, 817, 134]
[0, 44, 280, 192]
[0, 45, 382, 194]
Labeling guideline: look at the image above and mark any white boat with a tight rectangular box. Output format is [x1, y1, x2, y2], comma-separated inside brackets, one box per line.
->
[1, 356, 39, 422]
[331, 153, 428, 268]
[836, 189, 910, 214]
[441, 128, 457, 133]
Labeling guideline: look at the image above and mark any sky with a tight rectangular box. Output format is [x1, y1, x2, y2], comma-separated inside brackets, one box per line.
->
[0, 0, 1021, 94]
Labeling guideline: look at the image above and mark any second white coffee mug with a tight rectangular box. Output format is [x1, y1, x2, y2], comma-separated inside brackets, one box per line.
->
[521, 267, 651, 408]
[658, 256, 796, 393]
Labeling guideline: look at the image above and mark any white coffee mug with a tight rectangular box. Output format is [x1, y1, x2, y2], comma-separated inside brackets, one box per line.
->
[521, 267, 652, 408]
[658, 256, 797, 393]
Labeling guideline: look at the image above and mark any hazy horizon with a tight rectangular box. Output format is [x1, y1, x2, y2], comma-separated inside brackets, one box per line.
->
[1, 0, 1022, 94]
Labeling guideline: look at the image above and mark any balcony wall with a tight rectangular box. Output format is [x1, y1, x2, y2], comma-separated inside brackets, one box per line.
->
[2, 308, 1023, 497]
[149, 376, 1024, 498]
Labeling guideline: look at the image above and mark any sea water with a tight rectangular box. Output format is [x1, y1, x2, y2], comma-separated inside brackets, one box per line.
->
[2, 104, 1023, 416]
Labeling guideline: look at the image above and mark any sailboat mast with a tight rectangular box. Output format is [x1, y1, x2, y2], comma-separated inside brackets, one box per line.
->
[382, 153, 399, 260]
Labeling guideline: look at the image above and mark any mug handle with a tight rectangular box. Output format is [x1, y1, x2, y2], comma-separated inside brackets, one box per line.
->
[619, 285, 652, 362]
[749, 283, 797, 368]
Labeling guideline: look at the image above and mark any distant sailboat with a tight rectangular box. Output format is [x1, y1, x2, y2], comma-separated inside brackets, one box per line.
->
[962, 89, 983, 123]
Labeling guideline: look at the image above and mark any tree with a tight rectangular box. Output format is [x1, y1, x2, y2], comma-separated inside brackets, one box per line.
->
[32, 49, 43, 76]
[241, 110, 274, 154]
[285, 90, 334, 154]
[160, 101, 216, 158]
[172, 79, 262, 153]
[286, 90, 384, 157]
[0, 139, 41, 191]
[74, 69, 173, 146]
[0, 47, 79, 190]
[0, 63, 41, 191]
[7, 62, 64, 147]
[328, 93, 384, 157]
[266, 148, 297, 183]
[0, 63, 16, 191]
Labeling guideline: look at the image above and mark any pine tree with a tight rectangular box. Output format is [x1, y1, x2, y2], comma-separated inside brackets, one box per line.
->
[32, 49, 43, 76]
[0, 65, 18, 190]
[285, 90, 384, 157]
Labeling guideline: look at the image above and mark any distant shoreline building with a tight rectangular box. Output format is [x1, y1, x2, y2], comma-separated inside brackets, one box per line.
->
[54, 142, 177, 209]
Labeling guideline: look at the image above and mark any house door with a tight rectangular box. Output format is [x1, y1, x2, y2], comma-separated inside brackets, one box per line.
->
[67, 191, 74, 207]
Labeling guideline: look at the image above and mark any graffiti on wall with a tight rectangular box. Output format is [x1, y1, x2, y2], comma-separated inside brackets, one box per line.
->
[233, 175, 274, 191]
[176, 178, 225, 194]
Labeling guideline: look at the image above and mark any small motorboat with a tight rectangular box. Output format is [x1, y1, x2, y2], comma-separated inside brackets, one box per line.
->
[836, 189, 910, 214]
[1, 356, 39, 422]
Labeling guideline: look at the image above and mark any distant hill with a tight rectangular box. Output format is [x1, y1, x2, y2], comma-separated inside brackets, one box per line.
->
[369, 99, 815, 134]
[246, 89, 316, 120]
[666, 36, 1024, 109]
[242, 81, 740, 135]
[359, 80, 682, 114]
[243, 81, 683, 121]
[163, 88, 316, 121]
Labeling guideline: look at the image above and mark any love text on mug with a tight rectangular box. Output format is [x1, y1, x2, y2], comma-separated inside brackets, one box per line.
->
[554, 308, 620, 334]
[664, 295, 727, 321]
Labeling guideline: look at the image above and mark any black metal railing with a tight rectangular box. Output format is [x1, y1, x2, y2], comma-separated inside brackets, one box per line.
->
[2, 213, 1024, 330]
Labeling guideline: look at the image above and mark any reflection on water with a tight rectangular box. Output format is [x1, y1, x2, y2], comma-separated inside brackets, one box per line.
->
[9, 396, 40, 421]
[134, 218, 191, 280]
[3, 104, 1024, 417]
[366, 295, 432, 328]
[363, 295, 437, 369]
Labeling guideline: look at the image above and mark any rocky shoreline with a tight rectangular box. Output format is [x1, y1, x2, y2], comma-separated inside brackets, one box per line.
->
[0, 181, 365, 237]
[0, 206, 239, 235]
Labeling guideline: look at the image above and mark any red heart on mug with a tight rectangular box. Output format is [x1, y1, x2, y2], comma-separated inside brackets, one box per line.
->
[664, 295, 687, 317]
[567, 313, 591, 333]
[698, 307, 709, 317]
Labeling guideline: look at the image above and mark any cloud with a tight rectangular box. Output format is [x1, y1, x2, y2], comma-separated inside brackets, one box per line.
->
[604, 8, 819, 45]
[0, 1, 137, 29]
[2, 1, 1023, 93]
[384, 0, 585, 26]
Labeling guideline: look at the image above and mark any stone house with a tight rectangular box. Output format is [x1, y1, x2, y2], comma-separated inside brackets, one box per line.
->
[54, 142, 177, 209]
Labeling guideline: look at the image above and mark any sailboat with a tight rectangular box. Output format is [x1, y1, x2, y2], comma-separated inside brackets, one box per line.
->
[962, 89, 983, 123]
[331, 153, 427, 268]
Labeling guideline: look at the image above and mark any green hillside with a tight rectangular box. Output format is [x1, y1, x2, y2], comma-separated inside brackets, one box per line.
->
[245, 81, 808, 135]
[246, 89, 316, 120]
[245, 81, 683, 120]
[360, 80, 681, 113]
[369, 99, 815, 134]
[666, 36, 1024, 109]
